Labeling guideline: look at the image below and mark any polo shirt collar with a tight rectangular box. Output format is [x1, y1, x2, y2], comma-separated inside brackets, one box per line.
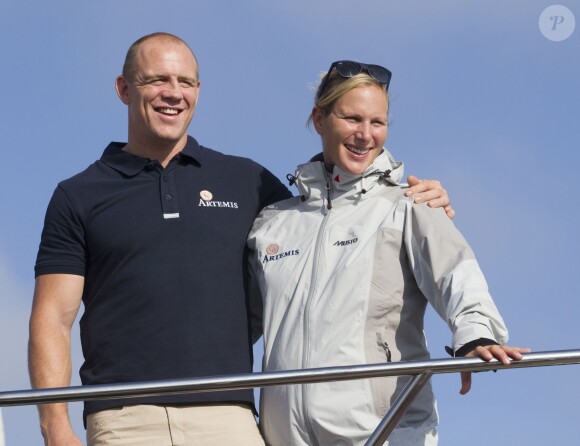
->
[101, 136, 203, 176]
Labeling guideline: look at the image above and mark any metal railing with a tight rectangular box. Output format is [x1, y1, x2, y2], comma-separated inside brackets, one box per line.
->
[0, 408, 4, 446]
[1, 349, 579, 445]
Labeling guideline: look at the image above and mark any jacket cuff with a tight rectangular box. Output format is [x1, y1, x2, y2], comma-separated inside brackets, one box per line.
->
[445, 338, 499, 357]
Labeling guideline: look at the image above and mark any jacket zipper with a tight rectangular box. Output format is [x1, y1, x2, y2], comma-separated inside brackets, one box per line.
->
[325, 178, 332, 210]
[377, 331, 392, 363]
[303, 170, 333, 370]
[301, 171, 333, 444]
[384, 341, 392, 363]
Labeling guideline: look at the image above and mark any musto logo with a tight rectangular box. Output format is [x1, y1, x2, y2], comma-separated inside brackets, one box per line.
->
[333, 238, 358, 247]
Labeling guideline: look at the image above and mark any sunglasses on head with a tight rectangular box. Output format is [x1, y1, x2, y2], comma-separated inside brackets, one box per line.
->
[317, 60, 392, 99]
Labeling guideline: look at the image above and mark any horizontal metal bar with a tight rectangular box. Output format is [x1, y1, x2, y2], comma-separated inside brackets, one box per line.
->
[1, 349, 579, 407]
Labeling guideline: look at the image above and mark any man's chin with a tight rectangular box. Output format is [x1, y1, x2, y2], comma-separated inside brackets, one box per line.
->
[150, 130, 187, 146]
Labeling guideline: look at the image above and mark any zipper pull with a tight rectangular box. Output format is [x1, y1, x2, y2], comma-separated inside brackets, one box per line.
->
[325, 180, 332, 210]
[286, 173, 297, 186]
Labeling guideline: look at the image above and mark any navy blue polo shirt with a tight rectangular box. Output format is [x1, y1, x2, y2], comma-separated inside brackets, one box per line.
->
[35, 136, 291, 419]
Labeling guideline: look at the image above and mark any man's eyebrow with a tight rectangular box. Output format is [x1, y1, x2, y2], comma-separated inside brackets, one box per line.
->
[137, 73, 165, 82]
[138, 74, 197, 83]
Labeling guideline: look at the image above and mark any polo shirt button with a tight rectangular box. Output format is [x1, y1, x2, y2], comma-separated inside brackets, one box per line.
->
[165, 194, 172, 200]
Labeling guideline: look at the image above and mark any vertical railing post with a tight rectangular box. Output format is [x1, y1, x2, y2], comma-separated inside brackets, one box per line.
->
[0, 408, 5, 446]
[365, 372, 433, 446]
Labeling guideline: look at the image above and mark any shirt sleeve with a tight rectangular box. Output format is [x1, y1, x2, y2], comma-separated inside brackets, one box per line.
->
[401, 197, 509, 351]
[35, 184, 87, 277]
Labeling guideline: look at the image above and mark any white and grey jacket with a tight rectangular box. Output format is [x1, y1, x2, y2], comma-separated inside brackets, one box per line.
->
[248, 150, 509, 446]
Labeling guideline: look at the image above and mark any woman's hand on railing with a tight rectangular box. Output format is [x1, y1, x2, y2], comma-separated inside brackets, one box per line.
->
[459, 345, 532, 395]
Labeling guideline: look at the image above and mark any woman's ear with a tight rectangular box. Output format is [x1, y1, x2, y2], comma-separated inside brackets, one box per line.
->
[312, 106, 324, 135]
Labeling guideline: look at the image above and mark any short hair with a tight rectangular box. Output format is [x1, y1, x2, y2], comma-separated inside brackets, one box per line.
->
[307, 70, 389, 127]
[122, 32, 199, 82]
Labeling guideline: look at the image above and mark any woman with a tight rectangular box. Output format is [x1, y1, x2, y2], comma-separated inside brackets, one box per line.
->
[248, 61, 529, 445]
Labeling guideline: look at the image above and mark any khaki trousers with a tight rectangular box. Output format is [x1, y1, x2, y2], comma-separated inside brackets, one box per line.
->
[86, 404, 265, 446]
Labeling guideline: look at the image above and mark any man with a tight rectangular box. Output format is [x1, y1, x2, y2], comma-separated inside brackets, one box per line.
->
[28, 32, 453, 446]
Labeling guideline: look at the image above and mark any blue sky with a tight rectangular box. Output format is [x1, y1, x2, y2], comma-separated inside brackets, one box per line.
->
[1, 0, 579, 444]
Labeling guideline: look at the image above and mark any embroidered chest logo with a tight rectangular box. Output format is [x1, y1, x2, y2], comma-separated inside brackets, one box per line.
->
[200, 190, 213, 201]
[333, 237, 358, 247]
[262, 243, 300, 263]
[198, 190, 239, 209]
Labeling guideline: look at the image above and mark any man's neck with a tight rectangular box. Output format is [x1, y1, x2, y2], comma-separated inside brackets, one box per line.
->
[123, 136, 188, 167]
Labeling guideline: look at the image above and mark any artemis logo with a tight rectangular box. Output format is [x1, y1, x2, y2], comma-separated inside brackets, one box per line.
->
[266, 244, 279, 255]
[262, 249, 300, 263]
[333, 238, 358, 247]
[198, 199, 239, 209]
[200, 190, 213, 201]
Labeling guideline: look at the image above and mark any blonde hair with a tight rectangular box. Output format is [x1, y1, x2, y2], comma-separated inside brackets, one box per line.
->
[307, 70, 389, 127]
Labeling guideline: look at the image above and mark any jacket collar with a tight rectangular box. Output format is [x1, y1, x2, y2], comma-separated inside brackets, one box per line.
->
[294, 149, 404, 204]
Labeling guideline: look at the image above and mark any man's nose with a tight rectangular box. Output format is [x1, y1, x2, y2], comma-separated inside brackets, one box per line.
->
[161, 81, 184, 100]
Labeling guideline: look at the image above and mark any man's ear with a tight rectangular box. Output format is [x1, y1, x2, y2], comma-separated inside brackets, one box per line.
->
[115, 75, 130, 105]
[193, 80, 201, 107]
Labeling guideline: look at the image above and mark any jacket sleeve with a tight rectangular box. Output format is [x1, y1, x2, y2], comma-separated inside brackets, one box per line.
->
[246, 225, 264, 345]
[401, 197, 509, 351]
